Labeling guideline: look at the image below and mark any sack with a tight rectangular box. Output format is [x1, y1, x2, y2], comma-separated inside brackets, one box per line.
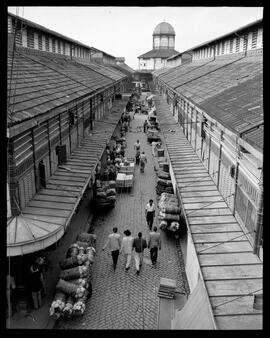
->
[163, 205, 181, 214]
[159, 220, 168, 230]
[157, 170, 170, 180]
[96, 191, 107, 199]
[62, 296, 75, 318]
[109, 180, 116, 188]
[56, 278, 86, 298]
[77, 233, 97, 246]
[163, 213, 180, 222]
[59, 266, 89, 281]
[168, 221, 180, 232]
[76, 241, 89, 249]
[106, 195, 116, 203]
[49, 291, 66, 318]
[162, 163, 170, 173]
[106, 188, 116, 197]
[66, 244, 80, 258]
[86, 246, 96, 263]
[59, 254, 88, 270]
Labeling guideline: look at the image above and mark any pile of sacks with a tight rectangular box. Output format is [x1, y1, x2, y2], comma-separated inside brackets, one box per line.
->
[95, 179, 117, 207]
[156, 161, 174, 195]
[158, 193, 181, 232]
[49, 233, 97, 319]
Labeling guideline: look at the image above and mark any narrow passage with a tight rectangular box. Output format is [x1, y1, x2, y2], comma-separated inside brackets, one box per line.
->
[57, 111, 188, 330]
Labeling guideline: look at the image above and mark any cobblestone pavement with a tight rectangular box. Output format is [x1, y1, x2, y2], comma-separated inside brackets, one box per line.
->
[56, 112, 189, 330]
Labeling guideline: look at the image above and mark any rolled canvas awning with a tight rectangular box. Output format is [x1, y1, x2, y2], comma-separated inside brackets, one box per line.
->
[7, 214, 65, 256]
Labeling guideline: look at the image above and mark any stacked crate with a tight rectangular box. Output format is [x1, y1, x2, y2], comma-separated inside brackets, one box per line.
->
[158, 278, 177, 299]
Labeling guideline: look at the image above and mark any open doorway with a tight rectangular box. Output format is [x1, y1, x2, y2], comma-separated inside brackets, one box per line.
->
[38, 160, 46, 188]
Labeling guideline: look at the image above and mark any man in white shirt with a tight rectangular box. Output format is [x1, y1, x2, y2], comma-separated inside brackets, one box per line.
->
[120, 229, 133, 271]
[151, 141, 160, 157]
[102, 227, 121, 270]
[145, 199, 155, 231]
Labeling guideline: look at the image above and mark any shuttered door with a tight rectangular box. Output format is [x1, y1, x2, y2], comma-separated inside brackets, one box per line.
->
[44, 154, 50, 180]
[70, 129, 77, 152]
[195, 123, 202, 157]
[58, 145, 67, 164]
[18, 168, 35, 209]
[51, 146, 58, 173]
[77, 102, 84, 141]
[39, 161, 46, 188]
[209, 140, 220, 185]
[218, 150, 235, 210]
[201, 135, 209, 170]
[190, 115, 197, 149]
[62, 137, 70, 158]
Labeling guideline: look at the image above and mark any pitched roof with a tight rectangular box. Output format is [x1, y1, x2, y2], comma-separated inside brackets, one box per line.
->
[7, 47, 118, 126]
[156, 54, 263, 151]
[74, 58, 124, 81]
[138, 49, 179, 59]
[115, 63, 135, 74]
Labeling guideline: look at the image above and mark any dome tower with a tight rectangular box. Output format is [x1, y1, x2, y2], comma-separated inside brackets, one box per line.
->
[153, 21, 176, 50]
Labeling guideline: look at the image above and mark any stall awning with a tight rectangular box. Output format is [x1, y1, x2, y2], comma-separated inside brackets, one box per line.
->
[7, 214, 65, 256]
[7, 98, 128, 256]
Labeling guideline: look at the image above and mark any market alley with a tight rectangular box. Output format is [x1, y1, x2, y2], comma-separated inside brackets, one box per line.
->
[56, 109, 189, 330]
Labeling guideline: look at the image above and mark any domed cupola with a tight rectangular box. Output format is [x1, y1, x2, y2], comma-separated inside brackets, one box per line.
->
[153, 21, 176, 50]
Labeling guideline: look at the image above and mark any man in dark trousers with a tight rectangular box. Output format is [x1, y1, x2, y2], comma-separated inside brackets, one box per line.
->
[102, 227, 121, 270]
[132, 232, 147, 275]
[143, 120, 148, 132]
[145, 199, 155, 230]
[148, 226, 161, 267]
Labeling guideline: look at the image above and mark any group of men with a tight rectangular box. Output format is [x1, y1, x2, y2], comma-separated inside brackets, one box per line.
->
[102, 200, 160, 275]
[102, 226, 161, 275]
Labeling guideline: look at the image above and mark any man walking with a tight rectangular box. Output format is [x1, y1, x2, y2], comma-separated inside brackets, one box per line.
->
[140, 151, 147, 173]
[148, 226, 161, 267]
[132, 232, 147, 275]
[120, 229, 133, 271]
[145, 199, 155, 230]
[102, 227, 121, 270]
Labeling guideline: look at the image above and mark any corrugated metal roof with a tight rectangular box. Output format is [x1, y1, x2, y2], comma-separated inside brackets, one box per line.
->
[242, 125, 264, 151]
[159, 59, 212, 84]
[156, 54, 263, 151]
[74, 58, 123, 81]
[152, 67, 172, 77]
[7, 47, 117, 125]
[112, 63, 135, 75]
[138, 48, 179, 59]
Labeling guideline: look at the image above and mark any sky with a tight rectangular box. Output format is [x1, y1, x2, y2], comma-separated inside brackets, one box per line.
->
[7, 6, 263, 69]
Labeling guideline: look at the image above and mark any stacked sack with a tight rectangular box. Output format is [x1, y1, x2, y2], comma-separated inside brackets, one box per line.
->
[156, 160, 174, 195]
[49, 232, 97, 320]
[95, 179, 117, 207]
[156, 174, 174, 195]
[158, 193, 181, 232]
